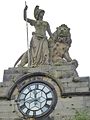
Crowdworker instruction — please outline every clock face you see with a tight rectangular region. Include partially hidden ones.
[17,80,57,118]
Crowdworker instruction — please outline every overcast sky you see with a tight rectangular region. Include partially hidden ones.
[0,0,90,82]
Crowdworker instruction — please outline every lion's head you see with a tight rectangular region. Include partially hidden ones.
[56,24,70,37]
[52,24,72,46]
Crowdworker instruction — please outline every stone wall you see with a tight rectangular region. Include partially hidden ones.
[0,66,90,120]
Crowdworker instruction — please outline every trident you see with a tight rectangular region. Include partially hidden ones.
[25,1,30,67]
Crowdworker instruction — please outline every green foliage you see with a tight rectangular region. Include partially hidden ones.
[70,110,90,120]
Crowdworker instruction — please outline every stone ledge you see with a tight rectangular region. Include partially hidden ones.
[3,65,77,81]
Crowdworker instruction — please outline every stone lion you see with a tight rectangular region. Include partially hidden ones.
[49,24,78,67]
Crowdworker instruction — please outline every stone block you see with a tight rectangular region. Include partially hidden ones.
[67,82,81,88]
[76,87,89,92]
[63,87,71,93]
[60,78,73,83]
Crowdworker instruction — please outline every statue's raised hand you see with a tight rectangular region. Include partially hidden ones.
[25,5,28,10]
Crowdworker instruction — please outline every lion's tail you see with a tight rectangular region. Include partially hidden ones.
[14,53,25,67]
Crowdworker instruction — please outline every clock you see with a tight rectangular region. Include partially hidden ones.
[17,80,57,119]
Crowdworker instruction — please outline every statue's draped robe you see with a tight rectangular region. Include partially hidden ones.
[30,34,49,66]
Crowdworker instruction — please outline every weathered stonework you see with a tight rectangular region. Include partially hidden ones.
[1,4,90,120]
[0,65,90,120]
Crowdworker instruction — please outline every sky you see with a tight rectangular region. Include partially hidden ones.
[0,0,90,82]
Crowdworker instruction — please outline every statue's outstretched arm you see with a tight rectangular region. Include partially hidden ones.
[24,5,36,26]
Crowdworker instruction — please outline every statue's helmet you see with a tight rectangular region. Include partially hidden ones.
[34,5,45,20]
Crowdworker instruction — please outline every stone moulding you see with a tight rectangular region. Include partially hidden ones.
[7,72,63,100]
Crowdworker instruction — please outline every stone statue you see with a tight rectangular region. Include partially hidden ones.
[24,5,53,67]
[14,7,78,69]
[14,24,78,68]
[49,24,78,67]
